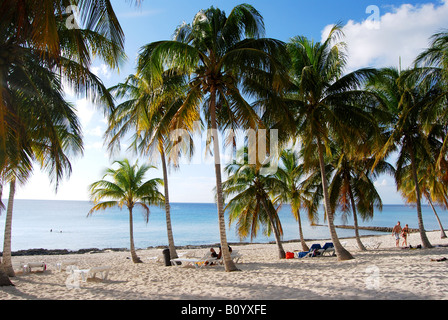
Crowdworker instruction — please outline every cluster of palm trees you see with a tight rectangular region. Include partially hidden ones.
[0,2,447,283]
[0,0,127,286]
[96,4,448,272]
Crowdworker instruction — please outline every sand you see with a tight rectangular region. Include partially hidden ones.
[1,230,448,300]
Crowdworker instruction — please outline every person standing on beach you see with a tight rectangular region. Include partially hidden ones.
[392,221,402,247]
[401,224,410,247]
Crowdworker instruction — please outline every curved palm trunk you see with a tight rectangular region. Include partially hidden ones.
[2,179,16,276]
[348,183,366,251]
[160,147,178,259]
[261,196,285,258]
[409,145,433,248]
[317,141,354,260]
[128,206,142,263]
[210,89,238,272]
[295,208,309,251]
[427,196,447,239]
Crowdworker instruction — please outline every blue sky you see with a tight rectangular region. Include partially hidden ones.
[10,0,448,203]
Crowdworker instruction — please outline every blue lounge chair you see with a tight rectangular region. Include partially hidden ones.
[296,243,322,258]
[318,242,335,256]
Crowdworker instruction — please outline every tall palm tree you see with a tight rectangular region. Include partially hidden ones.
[274,148,311,252]
[137,4,287,271]
[415,31,448,177]
[0,0,126,285]
[222,149,286,258]
[286,25,380,260]
[1,60,84,277]
[398,161,447,239]
[327,145,394,251]
[106,72,192,260]
[88,159,164,263]
[0,1,124,284]
[368,67,445,248]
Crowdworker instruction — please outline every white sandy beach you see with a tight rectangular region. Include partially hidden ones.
[1,230,448,300]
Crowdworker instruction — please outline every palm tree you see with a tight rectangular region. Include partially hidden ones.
[137,4,287,271]
[398,161,447,239]
[88,159,164,263]
[0,61,84,277]
[0,0,125,63]
[0,1,125,285]
[327,145,394,251]
[106,72,192,260]
[415,30,448,178]
[0,0,126,168]
[222,149,286,258]
[368,67,445,248]
[274,148,311,252]
[286,25,380,260]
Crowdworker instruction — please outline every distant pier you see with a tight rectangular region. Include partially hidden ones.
[315,224,420,233]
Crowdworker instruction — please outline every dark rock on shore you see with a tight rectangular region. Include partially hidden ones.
[0,247,128,257]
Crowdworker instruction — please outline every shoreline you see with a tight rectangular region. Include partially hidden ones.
[3,226,440,256]
[2,230,448,300]
[0,229,415,256]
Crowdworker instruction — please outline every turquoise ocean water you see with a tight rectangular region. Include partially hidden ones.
[0,200,447,251]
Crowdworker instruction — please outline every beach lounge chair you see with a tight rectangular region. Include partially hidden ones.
[217,250,243,265]
[71,266,111,282]
[365,240,382,249]
[318,242,335,256]
[230,250,242,263]
[296,244,322,258]
[20,262,46,273]
[171,252,217,269]
[56,260,78,272]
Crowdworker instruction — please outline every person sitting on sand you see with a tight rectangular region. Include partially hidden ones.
[392,221,402,247]
[401,224,410,247]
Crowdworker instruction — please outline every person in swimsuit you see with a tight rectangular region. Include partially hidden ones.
[392,221,402,247]
[401,224,410,247]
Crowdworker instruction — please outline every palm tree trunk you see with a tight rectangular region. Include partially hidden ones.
[348,183,366,251]
[0,266,13,286]
[261,196,285,258]
[317,141,354,260]
[426,196,447,239]
[160,147,178,259]
[210,88,238,272]
[0,183,13,286]
[296,208,309,251]
[409,144,433,248]
[128,206,142,263]
[2,179,16,276]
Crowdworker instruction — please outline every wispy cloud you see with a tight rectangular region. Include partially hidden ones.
[91,63,112,80]
[322,1,448,72]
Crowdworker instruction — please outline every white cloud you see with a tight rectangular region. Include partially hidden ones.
[91,63,112,80]
[374,179,388,188]
[74,98,95,127]
[322,1,448,72]
[85,125,104,137]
